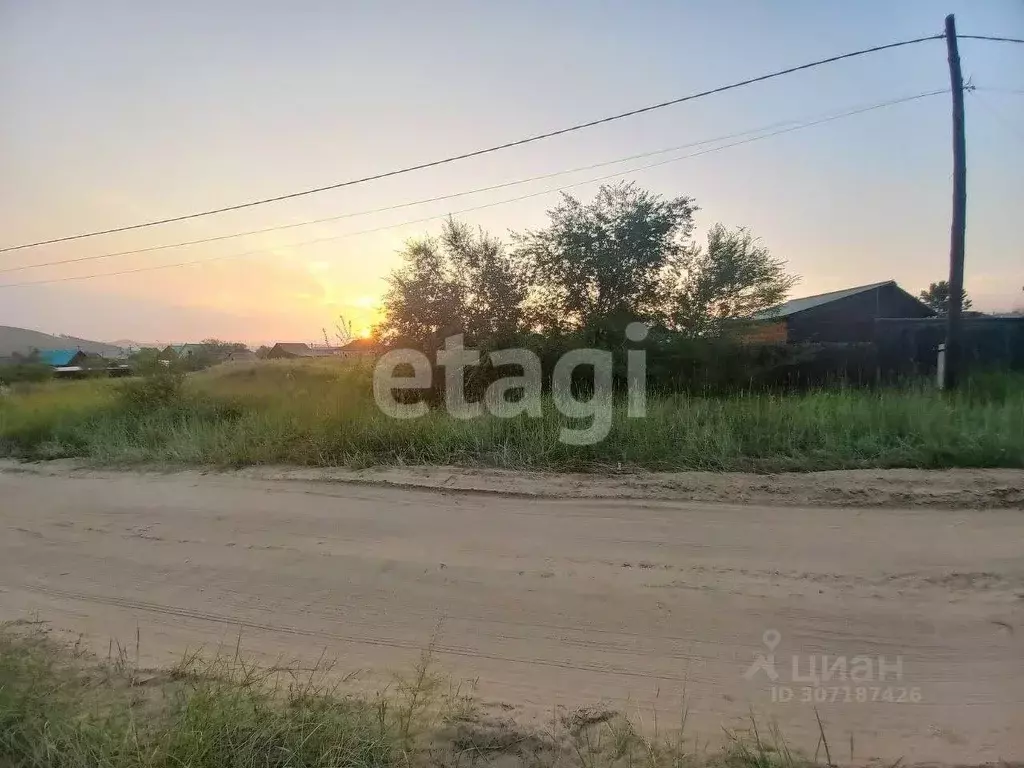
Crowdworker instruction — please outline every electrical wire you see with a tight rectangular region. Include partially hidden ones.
[0,34,944,254]
[0,88,946,290]
[1,90,942,276]
[958,34,1024,44]
[0,119,818,275]
[973,86,1024,96]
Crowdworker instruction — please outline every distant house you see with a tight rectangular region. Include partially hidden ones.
[158,343,226,365]
[38,349,91,368]
[37,348,108,377]
[751,280,934,344]
[267,343,318,359]
[335,337,379,359]
[309,345,344,356]
[224,349,257,363]
[266,340,378,360]
[172,343,211,360]
[159,344,189,361]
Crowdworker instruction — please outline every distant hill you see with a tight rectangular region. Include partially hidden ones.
[0,325,126,358]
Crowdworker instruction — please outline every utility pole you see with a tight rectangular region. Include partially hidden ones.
[943,13,967,389]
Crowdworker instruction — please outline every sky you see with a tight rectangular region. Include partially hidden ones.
[1,0,1022,346]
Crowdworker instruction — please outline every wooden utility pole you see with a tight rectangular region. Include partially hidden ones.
[943,13,967,389]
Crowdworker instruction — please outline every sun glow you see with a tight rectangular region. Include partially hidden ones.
[350,295,378,309]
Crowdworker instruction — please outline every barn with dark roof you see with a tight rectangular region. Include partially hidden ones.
[751,280,935,343]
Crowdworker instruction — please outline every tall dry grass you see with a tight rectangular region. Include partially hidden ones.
[0,625,834,768]
[1,359,1021,471]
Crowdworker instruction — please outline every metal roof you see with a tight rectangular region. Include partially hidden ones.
[272,343,317,356]
[752,281,896,320]
[38,349,82,366]
[339,337,378,352]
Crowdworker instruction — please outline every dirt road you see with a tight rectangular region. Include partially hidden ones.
[1,466,1021,763]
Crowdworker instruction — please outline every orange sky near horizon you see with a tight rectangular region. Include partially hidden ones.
[1,1,1021,346]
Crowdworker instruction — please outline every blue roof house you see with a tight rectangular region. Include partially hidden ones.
[38,349,90,368]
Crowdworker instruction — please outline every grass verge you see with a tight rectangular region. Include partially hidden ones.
[0,623,837,768]
[1,361,1022,471]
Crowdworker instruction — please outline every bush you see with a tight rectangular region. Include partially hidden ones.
[0,363,53,386]
[117,369,186,411]
[397,333,882,403]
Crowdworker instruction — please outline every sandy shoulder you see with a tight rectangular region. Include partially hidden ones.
[2,459,1022,508]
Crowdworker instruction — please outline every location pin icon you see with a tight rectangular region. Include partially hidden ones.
[763,629,781,651]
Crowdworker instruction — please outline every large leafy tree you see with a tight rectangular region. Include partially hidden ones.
[444,219,529,344]
[667,225,798,336]
[380,218,527,347]
[919,280,972,315]
[514,182,697,335]
[381,183,797,347]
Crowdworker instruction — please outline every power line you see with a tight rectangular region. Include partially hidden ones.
[959,34,1024,44]
[0,33,944,254]
[0,119,817,275]
[974,86,1024,96]
[0,88,945,290]
[1,90,942,277]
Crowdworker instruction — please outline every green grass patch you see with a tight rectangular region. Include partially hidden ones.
[0,625,400,768]
[1,361,1022,471]
[0,625,834,768]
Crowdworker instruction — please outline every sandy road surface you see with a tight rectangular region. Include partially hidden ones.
[1,466,1022,764]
